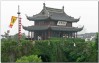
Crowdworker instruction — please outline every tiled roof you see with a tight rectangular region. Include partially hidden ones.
[51,26,83,31]
[23,26,49,31]
[26,6,80,22]
[49,12,79,21]
[23,25,83,32]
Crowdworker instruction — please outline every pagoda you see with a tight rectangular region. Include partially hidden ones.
[23,3,83,40]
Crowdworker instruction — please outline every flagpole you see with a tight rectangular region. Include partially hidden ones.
[17,5,21,44]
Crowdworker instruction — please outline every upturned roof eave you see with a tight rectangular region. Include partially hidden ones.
[26,15,80,22]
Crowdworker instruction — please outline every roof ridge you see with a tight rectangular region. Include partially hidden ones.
[45,7,63,12]
[46,7,62,10]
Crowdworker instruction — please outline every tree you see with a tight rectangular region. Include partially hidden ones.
[95,32,98,50]
[12,33,26,41]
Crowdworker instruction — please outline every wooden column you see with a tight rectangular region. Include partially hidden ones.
[69,33,70,38]
[68,33,69,38]
[76,32,77,38]
[70,33,72,38]
[66,33,67,38]
[32,32,33,40]
[74,32,75,38]
[34,31,36,40]
[31,32,32,40]
[63,32,65,37]
[44,32,46,40]
[28,31,30,38]
[67,33,68,38]
[71,32,73,38]
[48,30,50,38]
[70,33,71,38]
[41,31,43,40]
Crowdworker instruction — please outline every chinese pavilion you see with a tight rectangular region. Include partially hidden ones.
[23,3,83,40]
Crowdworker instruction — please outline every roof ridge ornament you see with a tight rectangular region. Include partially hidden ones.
[43,3,46,8]
[25,14,27,17]
[78,16,81,20]
[62,6,64,12]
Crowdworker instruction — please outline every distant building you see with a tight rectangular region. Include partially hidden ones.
[23,3,83,40]
[77,33,96,41]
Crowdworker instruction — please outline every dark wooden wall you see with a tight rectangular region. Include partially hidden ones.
[66,22,72,27]
[35,21,72,27]
[35,21,57,26]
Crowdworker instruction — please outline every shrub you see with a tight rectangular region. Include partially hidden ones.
[16,55,42,62]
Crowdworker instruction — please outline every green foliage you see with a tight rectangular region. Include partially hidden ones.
[1,36,98,62]
[1,39,33,62]
[84,42,98,62]
[76,55,85,62]
[16,55,42,62]
[1,39,18,62]
[16,56,29,62]
[95,32,98,50]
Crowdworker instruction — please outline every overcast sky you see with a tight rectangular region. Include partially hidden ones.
[1,1,98,36]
